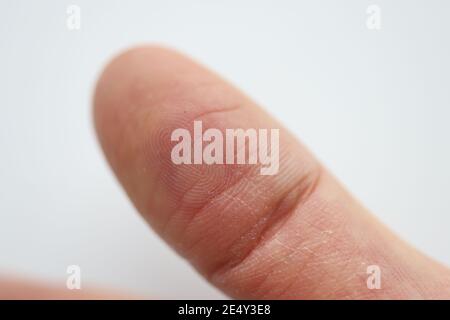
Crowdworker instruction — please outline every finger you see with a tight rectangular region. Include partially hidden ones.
[0,275,129,299]
[94,46,450,299]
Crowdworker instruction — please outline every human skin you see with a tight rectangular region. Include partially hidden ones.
[2,46,450,299]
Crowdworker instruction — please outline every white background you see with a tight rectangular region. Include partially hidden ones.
[0,0,449,299]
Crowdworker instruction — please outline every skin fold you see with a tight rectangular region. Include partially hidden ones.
[2,46,450,299]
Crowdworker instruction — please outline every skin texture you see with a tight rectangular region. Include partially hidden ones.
[2,46,450,299]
